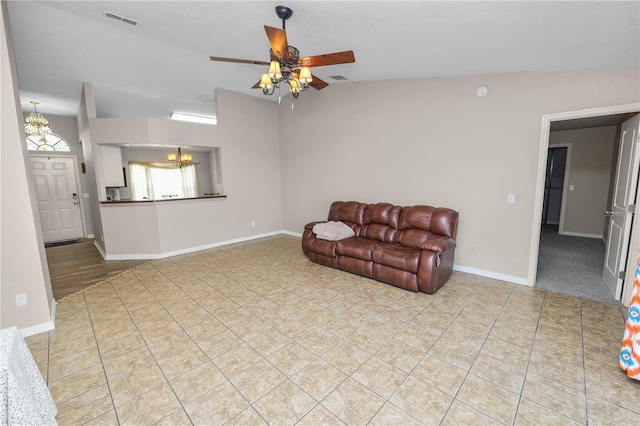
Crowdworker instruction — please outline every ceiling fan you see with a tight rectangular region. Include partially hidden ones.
[209,5,355,98]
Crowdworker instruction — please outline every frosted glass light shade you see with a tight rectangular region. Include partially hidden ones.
[299,66,312,84]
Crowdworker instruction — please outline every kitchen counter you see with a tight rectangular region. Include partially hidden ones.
[100,194,227,204]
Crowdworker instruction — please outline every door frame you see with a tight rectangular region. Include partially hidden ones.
[28,152,88,242]
[529,102,640,306]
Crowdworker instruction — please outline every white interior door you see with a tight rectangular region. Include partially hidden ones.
[30,156,84,243]
[603,114,640,299]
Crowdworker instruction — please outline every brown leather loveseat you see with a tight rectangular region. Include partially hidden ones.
[302,201,459,294]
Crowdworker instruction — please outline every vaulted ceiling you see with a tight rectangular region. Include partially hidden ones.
[7,1,639,119]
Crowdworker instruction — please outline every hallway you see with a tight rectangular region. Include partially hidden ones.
[45,240,148,300]
[535,225,619,305]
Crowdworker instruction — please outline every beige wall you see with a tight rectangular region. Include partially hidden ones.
[278,68,640,283]
[1,3,55,335]
[550,126,617,237]
[91,89,283,257]
[77,83,105,251]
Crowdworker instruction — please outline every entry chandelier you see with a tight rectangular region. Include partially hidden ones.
[167,147,192,168]
[24,101,52,138]
[259,59,312,99]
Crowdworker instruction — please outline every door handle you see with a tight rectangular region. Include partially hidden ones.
[604,210,623,216]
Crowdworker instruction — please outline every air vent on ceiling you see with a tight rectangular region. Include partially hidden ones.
[329,76,349,81]
[104,11,138,26]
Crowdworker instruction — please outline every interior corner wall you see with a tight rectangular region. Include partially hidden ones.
[78,83,104,250]
[1,2,55,334]
[550,126,618,237]
[278,68,640,283]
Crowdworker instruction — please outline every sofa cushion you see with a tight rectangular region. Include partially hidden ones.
[403,205,434,230]
[372,243,421,273]
[360,223,397,243]
[305,237,338,257]
[328,201,367,225]
[399,205,458,238]
[359,203,400,243]
[367,203,401,228]
[399,228,432,249]
[336,238,378,261]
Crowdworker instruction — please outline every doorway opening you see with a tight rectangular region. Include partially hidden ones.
[536,143,616,303]
[529,104,640,306]
[542,147,568,226]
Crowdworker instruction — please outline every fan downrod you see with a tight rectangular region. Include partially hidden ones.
[275,5,293,30]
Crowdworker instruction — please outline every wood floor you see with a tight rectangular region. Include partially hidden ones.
[45,239,148,299]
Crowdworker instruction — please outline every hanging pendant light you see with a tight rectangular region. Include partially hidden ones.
[24,101,52,138]
[168,147,193,168]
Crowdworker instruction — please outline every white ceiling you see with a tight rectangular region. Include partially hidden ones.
[7,1,640,120]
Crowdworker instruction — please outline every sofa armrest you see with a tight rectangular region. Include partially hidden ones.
[421,236,456,253]
[304,221,324,231]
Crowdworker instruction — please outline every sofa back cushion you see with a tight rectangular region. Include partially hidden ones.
[326,202,459,246]
[397,205,459,248]
[360,203,401,243]
[328,202,367,234]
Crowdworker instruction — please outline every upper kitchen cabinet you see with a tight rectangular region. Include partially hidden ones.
[100,145,124,187]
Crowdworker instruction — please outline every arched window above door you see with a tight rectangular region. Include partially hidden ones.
[26,134,71,152]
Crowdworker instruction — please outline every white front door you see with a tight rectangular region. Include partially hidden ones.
[30,156,84,243]
[603,114,640,299]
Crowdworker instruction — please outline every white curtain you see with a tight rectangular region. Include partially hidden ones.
[180,165,199,198]
[129,163,198,200]
[129,163,152,200]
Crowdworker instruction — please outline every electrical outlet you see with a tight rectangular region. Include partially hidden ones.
[251,221,256,228]
[507,194,516,204]
[15,293,27,307]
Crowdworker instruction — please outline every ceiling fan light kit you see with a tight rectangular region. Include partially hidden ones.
[210,5,355,100]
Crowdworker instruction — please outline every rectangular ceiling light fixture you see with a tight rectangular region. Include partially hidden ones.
[170,113,218,125]
[104,11,138,26]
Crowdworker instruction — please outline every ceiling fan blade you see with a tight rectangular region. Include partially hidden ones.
[309,74,329,90]
[264,26,289,60]
[298,51,355,67]
[210,56,270,66]
[251,80,262,89]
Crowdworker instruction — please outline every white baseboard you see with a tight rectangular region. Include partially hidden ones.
[86,234,95,239]
[558,231,603,239]
[97,231,530,288]
[19,299,56,337]
[94,239,107,260]
[453,264,529,286]
[282,230,303,237]
[103,231,286,260]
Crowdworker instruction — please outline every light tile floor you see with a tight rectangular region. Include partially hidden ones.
[26,235,640,425]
